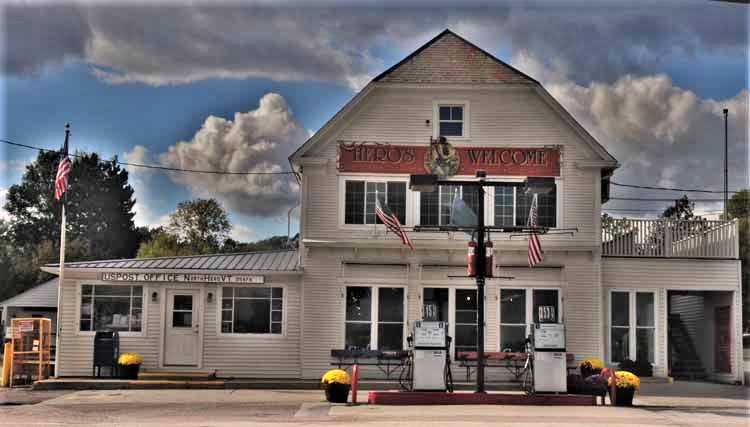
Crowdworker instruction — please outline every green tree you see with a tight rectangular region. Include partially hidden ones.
[660,195,697,220]
[4,150,138,260]
[168,198,230,252]
[136,229,194,258]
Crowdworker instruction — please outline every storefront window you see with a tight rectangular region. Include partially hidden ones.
[344,181,406,225]
[422,288,449,322]
[610,290,654,363]
[496,184,556,228]
[79,285,143,332]
[500,289,526,352]
[221,287,283,334]
[533,289,559,323]
[455,289,478,355]
[345,286,405,350]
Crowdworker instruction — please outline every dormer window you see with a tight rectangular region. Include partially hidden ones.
[439,105,464,137]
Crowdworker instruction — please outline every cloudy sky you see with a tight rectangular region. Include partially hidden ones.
[1,0,748,241]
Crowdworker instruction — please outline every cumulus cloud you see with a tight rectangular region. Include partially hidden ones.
[4,3,747,88]
[0,187,8,220]
[543,74,748,215]
[159,92,307,218]
[230,223,259,243]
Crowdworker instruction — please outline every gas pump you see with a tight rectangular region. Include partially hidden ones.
[531,322,567,393]
[408,321,452,391]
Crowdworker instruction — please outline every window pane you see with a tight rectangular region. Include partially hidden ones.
[173,312,192,328]
[501,325,527,352]
[611,292,629,327]
[221,322,232,333]
[222,298,233,309]
[221,310,232,322]
[345,323,371,350]
[236,287,270,298]
[79,319,91,331]
[346,287,371,321]
[345,181,365,224]
[81,285,93,295]
[272,299,282,310]
[272,288,283,299]
[451,106,463,120]
[439,106,451,121]
[233,300,270,333]
[456,289,478,311]
[420,191,439,226]
[455,324,477,354]
[130,308,142,332]
[533,289,558,323]
[440,122,463,137]
[95,286,132,296]
[378,288,404,322]
[173,295,192,311]
[636,328,654,363]
[386,182,407,224]
[81,297,92,317]
[132,297,142,309]
[611,327,629,363]
[494,186,514,226]
[271,311,282,322]
[516,186,556,228]
[461,186,480,221]
[222,287,234,298]
[422,288,449,321]
[365,182,386,224]
[271,322,282,334]
[440,185,460,226]
[500,289,526,324]
[636,293,654,327]
[378,323,404,351]
[93,297,131,332]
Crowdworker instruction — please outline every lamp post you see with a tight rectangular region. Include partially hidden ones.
[409,172,555,394]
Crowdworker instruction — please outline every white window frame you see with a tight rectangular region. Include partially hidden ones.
[218,284,287,338]
[419,285,483,357]
[607,289,657,365]
[77,282,146,337]
[486,177,562,229]
[497,287,564,352]
[433,100,470,139]
[343,285,408,351]
[338,175,413,229]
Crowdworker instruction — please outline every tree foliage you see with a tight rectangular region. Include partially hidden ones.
[168,198,230,252]
[0,150,141,301]
[725,190,750,332]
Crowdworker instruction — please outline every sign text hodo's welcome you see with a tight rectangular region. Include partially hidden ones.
[337,142,560,176]
[100,272,264,284]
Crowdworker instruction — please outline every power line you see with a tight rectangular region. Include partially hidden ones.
[611,181,741,194]
[0,138,295,175]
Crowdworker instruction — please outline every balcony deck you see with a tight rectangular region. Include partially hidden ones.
[602,218,739,259]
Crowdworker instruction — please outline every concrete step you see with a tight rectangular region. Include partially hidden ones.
[137,372,215,381]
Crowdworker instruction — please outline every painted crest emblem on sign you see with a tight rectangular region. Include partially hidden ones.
[424,137,459,177]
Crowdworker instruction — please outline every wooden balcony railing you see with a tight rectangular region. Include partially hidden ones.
[602,218,739,259]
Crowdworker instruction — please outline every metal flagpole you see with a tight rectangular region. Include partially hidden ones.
[54,123,70,378]
[723,108,728,220]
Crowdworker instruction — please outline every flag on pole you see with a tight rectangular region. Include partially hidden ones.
[527,193,543,267]
[54,155,71,200]
[375,194,414,250]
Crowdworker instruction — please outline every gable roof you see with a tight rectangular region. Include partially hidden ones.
[43,250,300,273]
[290,29,618,167]
[374,29,537,85]
[0,278,58,308]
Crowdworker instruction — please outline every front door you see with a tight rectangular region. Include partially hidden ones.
[714,306,731,373]
[164,290,201,366]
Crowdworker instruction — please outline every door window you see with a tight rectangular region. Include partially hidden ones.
[172,295,193,328]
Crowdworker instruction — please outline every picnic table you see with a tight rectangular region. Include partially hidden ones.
[456,351,577,382]
[329,349,410,379]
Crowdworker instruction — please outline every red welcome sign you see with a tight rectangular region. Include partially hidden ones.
[337,142,560,177]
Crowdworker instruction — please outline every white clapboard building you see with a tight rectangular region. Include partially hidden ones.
[45,30,743,384]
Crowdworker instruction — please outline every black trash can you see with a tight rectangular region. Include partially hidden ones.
[93,330,120,377]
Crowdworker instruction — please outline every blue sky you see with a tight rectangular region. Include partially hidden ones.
[1,2,748,240]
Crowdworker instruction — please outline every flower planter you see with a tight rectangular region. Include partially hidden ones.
[580,366,602,379]
[324,382,350,403]
[119,364,140,380]
[609,386,635,406]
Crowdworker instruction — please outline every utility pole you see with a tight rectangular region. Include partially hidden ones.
[474,184,486,393]
[723,108,729,220]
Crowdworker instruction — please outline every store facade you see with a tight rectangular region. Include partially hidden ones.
[46,30,743,383]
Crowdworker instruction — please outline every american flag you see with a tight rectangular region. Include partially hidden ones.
[54,155,72,200]
[527,193,543,267]
[375,195,414,250]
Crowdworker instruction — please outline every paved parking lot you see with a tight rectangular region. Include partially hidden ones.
[0,382,747,426]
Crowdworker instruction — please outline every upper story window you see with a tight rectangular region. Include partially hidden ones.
[344,180,406,225]
[439,105,464,137]
[494,184,557,228]
[420,185,480,227]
